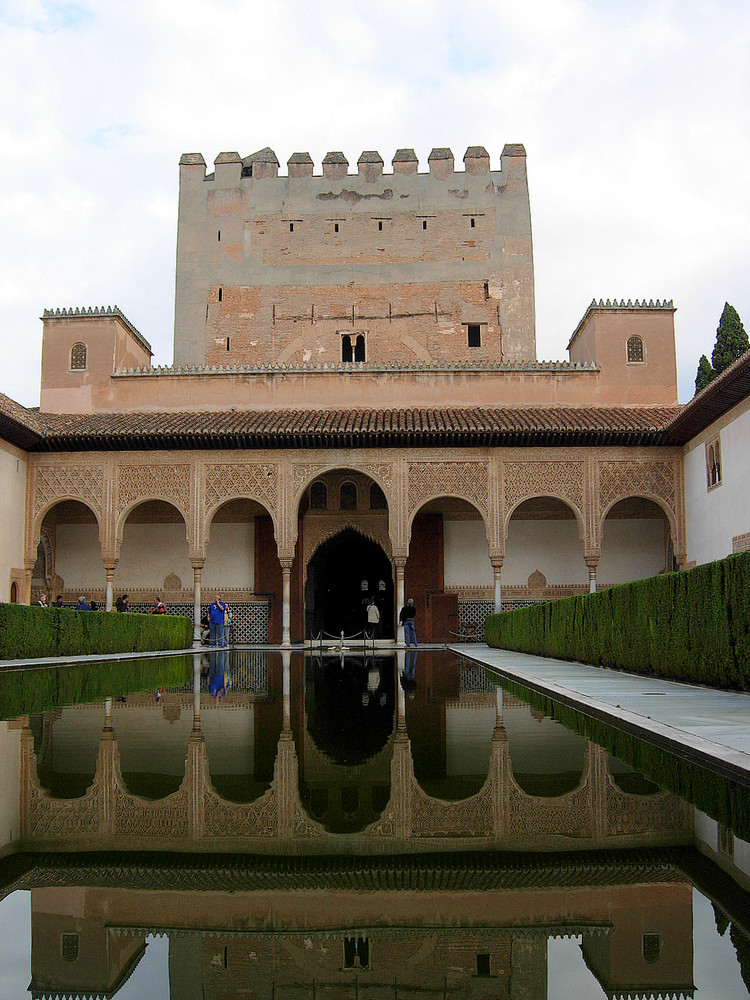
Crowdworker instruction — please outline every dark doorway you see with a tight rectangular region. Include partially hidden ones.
[306,530,394,639]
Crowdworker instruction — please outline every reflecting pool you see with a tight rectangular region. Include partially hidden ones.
[1,648,749,998]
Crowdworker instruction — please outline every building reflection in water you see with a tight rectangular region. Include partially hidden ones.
[1,649,746,997]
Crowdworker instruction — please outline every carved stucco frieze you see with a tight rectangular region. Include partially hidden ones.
[410,778,494,837]
[32,464,104,526]
[597,459,680,548]
[502,461,584,526]
[117,463,192,519]
[407,462,489,517]
[302,516,392,571]
[204,462,279,516]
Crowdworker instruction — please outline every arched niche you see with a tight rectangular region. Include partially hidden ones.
[32,706,101,799]
[38,500,102,598]
[204,497,274,595]
[113,702,192,799]
[599,496,673,585]
[504,497,587,593]
[115,500,190,600]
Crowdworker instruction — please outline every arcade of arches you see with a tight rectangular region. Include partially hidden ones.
[24,448,684,644]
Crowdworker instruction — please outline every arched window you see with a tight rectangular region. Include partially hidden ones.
[370,483,387,509]
[340,482,357,510]
[70,343,87,370]
[9,582,18,603]
[626,335,645,363]
[310,481,327,510]
[642,933,661,964]
[354,334,366,362]
[341,335,353,363]
[706,438,722,488]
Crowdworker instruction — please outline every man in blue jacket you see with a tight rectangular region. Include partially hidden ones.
[208,594,228,646]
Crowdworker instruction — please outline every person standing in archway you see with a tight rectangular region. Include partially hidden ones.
[399,598,418,647]
[366,597,380,639]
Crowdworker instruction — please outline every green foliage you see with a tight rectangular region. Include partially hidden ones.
[694,353,715,394]
[711,302,749,375]
[0,654,193,721]
[0,605,192,661]
[485,549,750,690]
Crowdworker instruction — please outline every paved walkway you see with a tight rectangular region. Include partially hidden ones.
[450,644,750,787]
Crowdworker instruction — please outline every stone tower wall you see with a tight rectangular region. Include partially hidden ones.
[174,145,535,371]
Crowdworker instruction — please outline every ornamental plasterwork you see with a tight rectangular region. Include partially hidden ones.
[597,460,677,523]
[407,462,489,516]
[117,463,192,519]
[32,464,104,524]
[361,462,394,491]
[502,461,584,526]
[506,778,591,838]
[410,778,494,837]
[302,516,393,571]
[606,784,691,837]
[204,462,278,517]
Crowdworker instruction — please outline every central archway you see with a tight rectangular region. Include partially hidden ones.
[306,529,394,639]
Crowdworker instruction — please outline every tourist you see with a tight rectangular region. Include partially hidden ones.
[89,599,99,611]
[153,598,166,614]
[75,595,91,611]
[366,597,380,639]
[35,594,48,608]
[115,593,129,612]
[53,595,64,609]
[208,594,228,646]
[399,598,418,647]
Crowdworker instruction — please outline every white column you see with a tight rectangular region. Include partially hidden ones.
[104,564,116,612]
[492,559,503,613]
[394,559,406,641]
[192,562,203,646]
[192,653,202,729]
[282,649,291,730]
[587,561,598,594]
[397,649,406,721]
[281,562,292,648]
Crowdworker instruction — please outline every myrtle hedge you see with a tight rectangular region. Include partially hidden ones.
[0,654,193,721]
[0,604,192,661]
[485,550,750,689]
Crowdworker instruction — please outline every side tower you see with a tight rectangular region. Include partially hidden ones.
[173,144,535,372]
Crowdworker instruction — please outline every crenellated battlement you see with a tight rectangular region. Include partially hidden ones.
[588,298,675,311]
[179,144,525,183]
[42,305,151,353]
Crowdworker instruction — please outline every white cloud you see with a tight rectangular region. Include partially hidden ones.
[1,0,749,404]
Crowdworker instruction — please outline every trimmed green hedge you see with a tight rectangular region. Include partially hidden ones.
[0,654,193,721]
[486,550,750,689]
[0,604,192,661]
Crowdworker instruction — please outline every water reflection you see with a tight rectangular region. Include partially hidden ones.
[0,650,749,997]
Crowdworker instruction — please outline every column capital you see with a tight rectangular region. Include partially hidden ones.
[490,556,504,569]
[103,560,118,572]
[279,557,294,572]
[190,559,205,570]
[584,556,599,570]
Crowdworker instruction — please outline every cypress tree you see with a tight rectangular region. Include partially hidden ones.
[711,303,749,374]
[694,354,714,394]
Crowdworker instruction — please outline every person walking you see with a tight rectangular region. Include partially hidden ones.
[209,594,228,646]
[399,598,418,647]
[366,597,380,639]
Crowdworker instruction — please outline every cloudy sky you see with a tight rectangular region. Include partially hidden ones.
[1,0,749,407]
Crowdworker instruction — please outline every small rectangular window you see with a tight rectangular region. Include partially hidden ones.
[476,954,490,977]
[218,287,223,302]
[226,337,230,351]
[422,220,428,230]
[470,217,476,228]
[217,230,221,241]
[467,324,481,348]
[378,220,383,231]
[289,222,294,232]
[334,222,339,233]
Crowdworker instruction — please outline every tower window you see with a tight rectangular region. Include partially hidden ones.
[340,482,357,510]
[341,335,353,363]
[217,230,221,241]
[343,937,370,969]
[289,222,294,232]
[467,324,481,348]
[218,287,223,302]
[70,343,87,371]
[378,220,383,231]
[334,222,339,233]
[476,954,491,977]
[422,220,428,230]
[627,335,645,363]
[642,934,661,964]
[226,337,230,351]
[354,334,366,362]
[310,481,327,510]
[470,217,476,228]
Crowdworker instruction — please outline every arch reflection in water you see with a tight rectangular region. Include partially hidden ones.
[300,653,395,833]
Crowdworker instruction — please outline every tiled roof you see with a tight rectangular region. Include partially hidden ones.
[0,392,43,449]
[25,405,682,452]
[664,348,750,443]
